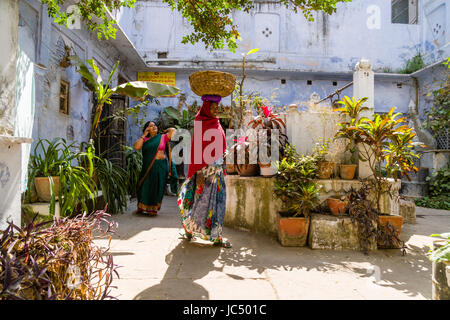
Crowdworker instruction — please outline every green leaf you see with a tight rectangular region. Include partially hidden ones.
[246,48,259,56]
[112,81,180,99]
[164,106,182,122]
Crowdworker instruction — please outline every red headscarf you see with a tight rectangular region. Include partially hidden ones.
[187,97,226,179]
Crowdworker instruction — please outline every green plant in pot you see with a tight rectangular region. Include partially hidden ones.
[248,105,288,176]
[274,145,321,246]
[313,138,334,179]
[334,96,369,180]
[335,105,423,247]
[28,138,97,217]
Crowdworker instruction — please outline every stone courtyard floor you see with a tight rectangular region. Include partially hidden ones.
[94,196,450,300]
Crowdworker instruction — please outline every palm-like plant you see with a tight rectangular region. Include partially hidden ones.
[70,56,180,140]
[335,96,369,120]
[334,96,369,163]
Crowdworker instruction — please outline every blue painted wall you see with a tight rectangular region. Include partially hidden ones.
[118,0,449,145]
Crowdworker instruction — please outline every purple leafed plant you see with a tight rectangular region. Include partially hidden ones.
[0,207,119,300]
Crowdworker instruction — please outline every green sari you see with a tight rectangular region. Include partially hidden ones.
[137,133,178,215]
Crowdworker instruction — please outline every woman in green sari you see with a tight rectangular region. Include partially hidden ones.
[134,121,178,216]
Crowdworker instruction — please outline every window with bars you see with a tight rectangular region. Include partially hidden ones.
[59,80,69,115]
[392,0,418,24]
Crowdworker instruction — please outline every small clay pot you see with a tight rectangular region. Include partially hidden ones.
[259,162,277,177]
[327,198,347,216]
[317,161,335,179]
[340,164,357,180]
[236,163,259,176]
[34,176,61,202]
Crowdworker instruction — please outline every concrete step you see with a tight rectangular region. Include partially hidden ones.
[400,181,429,197]
[401,167,429,183]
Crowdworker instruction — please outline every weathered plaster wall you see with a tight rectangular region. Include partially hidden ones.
[121,0,449,72]
[0,0,19,136]
[125,70,415,147]
[121,0,447,145]
[18,0,138,153]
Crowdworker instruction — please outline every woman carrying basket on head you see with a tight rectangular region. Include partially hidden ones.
[177,94,232,248]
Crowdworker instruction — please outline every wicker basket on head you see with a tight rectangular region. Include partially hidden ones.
[189,70,236,98]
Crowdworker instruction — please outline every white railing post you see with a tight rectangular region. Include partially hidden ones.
[353,59,375,179]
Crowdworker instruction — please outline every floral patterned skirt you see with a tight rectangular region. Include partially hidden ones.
[177,160,226,243]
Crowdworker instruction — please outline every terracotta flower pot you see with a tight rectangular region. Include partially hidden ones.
[339,164,357,180]
[317,161,335,179]
[34,176,61,202]
[327,198,347,216]
[236,163,259,176]
[226,163,238,175]
[378,215,404,237]
[377,215,404,249]
[259,162,277,177]
[276,212,310,247]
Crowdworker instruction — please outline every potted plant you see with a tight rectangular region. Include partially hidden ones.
[326,195,348,216]
[335,97,424,246]
[334,96,368,180]
[29,138,64,202]
[28,138,97,217]
[234,135,260,177]
[224,145,238,175]
[312,138,335,179]
[248,105,288,177]
[274,145,321,246]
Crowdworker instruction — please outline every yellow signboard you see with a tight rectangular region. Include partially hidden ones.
[137,72,176,86]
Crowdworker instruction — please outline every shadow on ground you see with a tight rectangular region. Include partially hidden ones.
[134,241,221,300]
[107,197,449,300]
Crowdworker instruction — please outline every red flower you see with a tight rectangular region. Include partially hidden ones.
[233,136,248,144]
[259,105,273,117]
[177,199,182,205]
[206,218,212,228]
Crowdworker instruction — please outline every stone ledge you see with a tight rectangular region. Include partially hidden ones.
[0,135,33,144]
[308,214,377,251]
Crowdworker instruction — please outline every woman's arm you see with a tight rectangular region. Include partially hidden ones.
[164,127,177,140]
[133,132,150,150]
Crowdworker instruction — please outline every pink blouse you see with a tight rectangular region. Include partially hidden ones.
[158,133,169,151]
[144,134,168,151]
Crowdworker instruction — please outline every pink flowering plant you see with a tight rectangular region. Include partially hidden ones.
[248,105,289,162]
